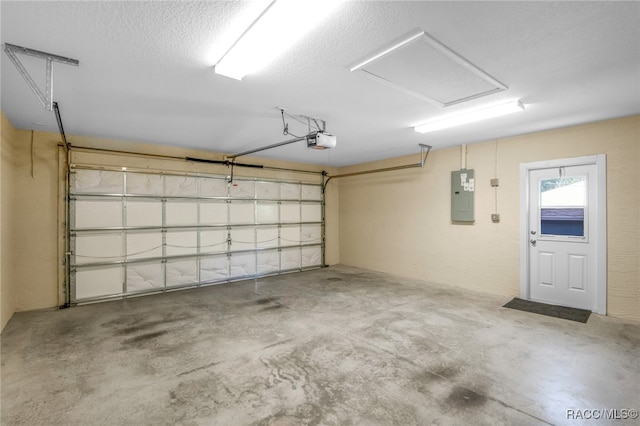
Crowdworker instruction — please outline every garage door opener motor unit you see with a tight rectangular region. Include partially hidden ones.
[306,131,336,150]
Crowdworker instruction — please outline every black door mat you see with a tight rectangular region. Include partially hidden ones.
[503,298,591,323]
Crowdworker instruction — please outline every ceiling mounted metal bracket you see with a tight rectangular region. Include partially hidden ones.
[4,43,79,111]
[419,143,431,167]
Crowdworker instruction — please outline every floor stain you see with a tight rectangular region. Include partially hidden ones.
[261,338,296,350]
[53,321,80,337]
[117,317,188,335]
[446,386,488,408]
[177,361,220,377]
[413,369,445,394]
[260,305,285,311]
[412,364,461,386]
[256,403,323,426]
[254,297,280,305]
[103,313,192,332]
[122,330,169,345]
[432,365,461,380]
[237,297,281,308]
[414,369,443,384]
[619,324,640,345]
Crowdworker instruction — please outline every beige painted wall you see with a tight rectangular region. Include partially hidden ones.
[337,115,640,321]
[0,117,339,331]
[1,116,60,327]
[1,112,34,330]
[1,112,12,330]
[2,112,23,330]
[1,115,4,329]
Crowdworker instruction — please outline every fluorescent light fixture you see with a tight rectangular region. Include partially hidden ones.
[214,0,342,80]
[414,99,525,133]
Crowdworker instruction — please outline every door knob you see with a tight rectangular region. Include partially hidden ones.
[530,239,537,246]
[530,230,537,235]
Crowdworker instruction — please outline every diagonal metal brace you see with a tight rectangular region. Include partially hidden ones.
[419,143,432,167]
[4,43,79,111]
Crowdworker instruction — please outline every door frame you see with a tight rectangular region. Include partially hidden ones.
[519,154,607,314]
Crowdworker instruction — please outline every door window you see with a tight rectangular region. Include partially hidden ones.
[539,176,586,237]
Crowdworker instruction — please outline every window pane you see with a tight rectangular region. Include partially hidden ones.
[539,176,585,237]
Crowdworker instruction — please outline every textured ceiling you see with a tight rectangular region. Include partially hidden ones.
[1,1,639,167]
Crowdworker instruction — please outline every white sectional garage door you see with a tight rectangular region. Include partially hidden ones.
[69,168,324,303]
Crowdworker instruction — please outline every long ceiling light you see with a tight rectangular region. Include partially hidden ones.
[414,99,525,133]
[214,0,342,80]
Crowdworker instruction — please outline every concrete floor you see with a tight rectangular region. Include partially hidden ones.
[1,265,639,425]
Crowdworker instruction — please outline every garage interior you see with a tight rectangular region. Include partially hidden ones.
[1,1,639,425]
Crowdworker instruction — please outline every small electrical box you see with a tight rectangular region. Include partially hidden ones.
[451,169,474,222]
[491,213,500,223]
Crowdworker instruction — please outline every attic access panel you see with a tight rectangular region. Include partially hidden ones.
[351,30,507,107]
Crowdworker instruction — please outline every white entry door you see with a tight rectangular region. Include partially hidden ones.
[522,155,607,313]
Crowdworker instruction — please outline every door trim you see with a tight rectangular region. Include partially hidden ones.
[519,154,607,314]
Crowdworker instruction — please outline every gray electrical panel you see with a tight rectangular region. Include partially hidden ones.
[451,169,475,222]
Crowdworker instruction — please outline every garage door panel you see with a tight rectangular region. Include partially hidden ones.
[127,201,162,227]
[229,202,255,224]
[200,202,227,225]
[281,225,301,246]
[230,180,255,198]
[301,204,321,222]
[257,182,279,199]
[230,228,255,251]
[302,246,322,268]
[281,183,300,200]
[126,173,162,196]
[127,232,163,259]
[200,178,228,197]
[166,231,198,256]
[75,266,123,300]
[201,230,228,254]
[281,248,301,270]
[75,233,123,264]
[127,262,164,292]
[258,250,280,275]
[75,200,123,229]
[257,227,278,249]
[165,176,197,197]
[73,170,123,194]
[166,201,198,226]
[166,260,198,287]
[257,202,278,223]
[281,203,301,223]
[200,256,229,282]
[301,184,322,201]
[301,224,322,244]
[230,252,256,278]
[70,168,323,303]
